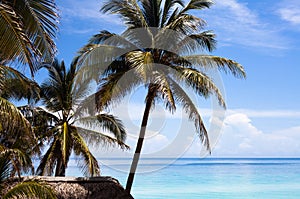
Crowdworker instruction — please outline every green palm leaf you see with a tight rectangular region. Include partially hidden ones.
[79,0,246,193]
[36,138,61,176]
[30,58,129,177]
[72,132,100,176]
[0,3,35,68]
[101,0,148,28]
[0,0,59,74]
[0,65,40,102]
[76,114,127,143]
[171,66,226,107]
[0,98,33,146]
[2,180,56,199]
[185,55,246,78]
[169,78,210,151]
[0,145,34,177]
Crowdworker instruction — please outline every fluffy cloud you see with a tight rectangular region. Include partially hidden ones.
[209,113,300,157]
[277,0,300,25]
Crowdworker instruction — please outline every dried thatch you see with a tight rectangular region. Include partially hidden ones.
[5,176,134,199]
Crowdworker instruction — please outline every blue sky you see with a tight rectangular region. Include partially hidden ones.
[52,0,300,158]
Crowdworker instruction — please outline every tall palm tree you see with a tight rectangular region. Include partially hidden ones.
[0,0,59,76]
[77,0,246,193]
[26,58,129,177]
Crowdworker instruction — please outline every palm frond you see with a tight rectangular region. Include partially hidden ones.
[126,50,154,81]
[175,31,216,54]
[151,72,176,112]
[19,105,60,125]
[40,60,73,113]
[140,0,162,27]
[0,3,35,70]
[76,127,129,150]
[0,97,34,147]
[20,0,59,60]
[36,138,61,176]
[95,67,143,110]
[89,30,137,49]
[72,132,100,177]
[122,27,154,48]
[169,78,210,151]
[0,154,11,183]
[161,0,184,27]
[2,180,56,199]
[185,55,246,78]
[180,0,213,14]
[166,14,206,34]
[0,145,34,177]
[76,44,129,82]
[101,0,148,28]
[76,114,127,142]
[171,66,226,107]
[0,64,40,102]
[0,0,59,75]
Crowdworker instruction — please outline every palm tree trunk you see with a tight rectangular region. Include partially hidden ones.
[125,92,154,193]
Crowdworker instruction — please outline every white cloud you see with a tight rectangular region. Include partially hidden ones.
[227,109,300,118]
[91,109,300,159]
[215,0,258,25]
[60,0,120,22]
[278,8,300,25]
[277,0,300,25]
[58,0,123,34]
[202,0,290,50]
[209,113,300,157]
[112,100,300,121]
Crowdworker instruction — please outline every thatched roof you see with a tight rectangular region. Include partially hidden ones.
[6,176,134,199]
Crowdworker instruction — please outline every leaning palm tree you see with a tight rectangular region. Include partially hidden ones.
[0,0,59,76]
[27,58,129,177]
[77,0,246,193]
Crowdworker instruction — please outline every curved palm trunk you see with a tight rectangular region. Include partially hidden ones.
[125,92,154,193]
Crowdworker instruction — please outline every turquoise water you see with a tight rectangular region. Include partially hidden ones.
[66,158,300,198]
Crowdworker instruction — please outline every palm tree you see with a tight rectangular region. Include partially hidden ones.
[0,66,56,198]
[0,149,56,199]
[0,0,59,196]
[26,58,129,177]
[0,64,40,160]
[77,0,246,193]
[0,0,59,150]
[0,0,59,76]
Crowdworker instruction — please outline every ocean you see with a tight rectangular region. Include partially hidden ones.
[66,158,300,198]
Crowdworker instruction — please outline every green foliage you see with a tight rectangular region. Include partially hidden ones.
[2,180,56,199]
[23,59,129,177]
[78,0,246,193]
[0,0,59,75]
[79,0,246,151]
[0,148,57,199]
